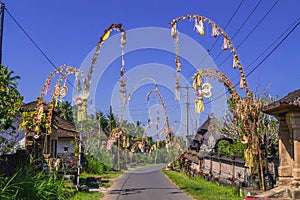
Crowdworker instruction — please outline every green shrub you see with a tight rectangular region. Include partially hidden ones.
[0,164,71,200]
[85,155,112,175]
[217,139,246,158]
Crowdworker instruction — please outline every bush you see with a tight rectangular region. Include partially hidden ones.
[0,163,70,200]
[218,139,246,158]
[85,155,112,175]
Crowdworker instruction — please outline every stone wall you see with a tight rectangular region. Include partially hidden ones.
[0,150,29,177]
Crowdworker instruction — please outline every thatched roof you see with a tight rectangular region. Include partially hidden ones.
[263,89,300,115]
[21,100,50,112]
[196,113,215,135]
[21,101,78,138]
[52,115,78,138]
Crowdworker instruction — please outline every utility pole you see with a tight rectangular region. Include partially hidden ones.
[185,85,189,149]
[0,2,5,65]
[109,105,113,132]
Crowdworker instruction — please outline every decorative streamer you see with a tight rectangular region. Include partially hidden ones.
[195,96,204,113]
[171,24,177,38]
[211,23,218,37]
[222,36,229,50]
[45,79,51,95]
[195,17,204,35]
[233,55,239,69]
[175,74,180,100]
[239,77,244,89]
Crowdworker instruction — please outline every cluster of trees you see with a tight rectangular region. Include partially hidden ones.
[0,65,23,154]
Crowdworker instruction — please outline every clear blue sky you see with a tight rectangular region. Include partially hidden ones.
[1,0,299,135]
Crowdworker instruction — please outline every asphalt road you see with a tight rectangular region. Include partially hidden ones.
[102,164,193,200]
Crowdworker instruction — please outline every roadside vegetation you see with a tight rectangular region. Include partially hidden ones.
[163,169,242,200]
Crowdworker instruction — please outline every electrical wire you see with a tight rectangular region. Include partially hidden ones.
[217,0,280,68]
[204,18,299,105]
[186,0,245,79]
[4,7,75,88]
[205,0,280,98]
[209,0,244,51]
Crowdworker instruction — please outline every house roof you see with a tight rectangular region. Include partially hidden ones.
[196,113,215,134]
[263,89,300,115]
[21,100,50,112]
[21,101,78,138]
[52,115,78,138]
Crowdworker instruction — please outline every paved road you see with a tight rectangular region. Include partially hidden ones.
[102,164,193,200]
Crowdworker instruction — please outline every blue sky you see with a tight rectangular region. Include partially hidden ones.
[2,0,300,136]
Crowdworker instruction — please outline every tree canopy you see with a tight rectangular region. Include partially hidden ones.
[0,65,23,154]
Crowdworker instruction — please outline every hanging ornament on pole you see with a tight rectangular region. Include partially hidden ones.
[102,30,111,41]
[175,74,180,100]
[194,17,205,35]
[222,36,230,50]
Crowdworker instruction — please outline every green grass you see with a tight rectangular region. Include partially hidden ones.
[80,170,123,180]
[67,191,103,200]
[163,169,242,200]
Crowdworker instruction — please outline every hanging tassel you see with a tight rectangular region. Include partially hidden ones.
[83,78,87,92]
[120,49,125,76]
[197,73,202,88]
[211,24,218,37]
[121,32,126,46]
[195,97,204,113]
[175,75,180,100]
[195,17,205,35]
[176,59,181,72]
[45,79,50,95]
[171,24,177,38]
[222,37,229,50]
[239,77,244,89]
[233,55,239,69]
[120,67,125,77]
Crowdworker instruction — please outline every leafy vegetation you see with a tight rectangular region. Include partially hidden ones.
[163,169,242,200]
[67,192,103,200]
[0,162,71,200]
[56,101,74,123]
[217,139,247,158]
[84,154,112,175]
[0,65,23,154]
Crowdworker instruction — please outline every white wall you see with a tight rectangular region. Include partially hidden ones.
[57,138,75,153]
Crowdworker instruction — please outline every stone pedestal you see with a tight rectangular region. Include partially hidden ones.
[289,112,300,185]
[277,115,293,185]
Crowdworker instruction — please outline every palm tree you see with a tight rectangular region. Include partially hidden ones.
[55,101,74,123]
[0,65,23,130]
[0,65,23,154]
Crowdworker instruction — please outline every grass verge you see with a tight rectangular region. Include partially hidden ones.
[162,169,242,200]
[67,191,103,200]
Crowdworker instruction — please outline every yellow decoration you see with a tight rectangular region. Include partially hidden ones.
[195,97,204,113]
[192,71,203,90]
[103,30,111,40]
[201,82,212,98]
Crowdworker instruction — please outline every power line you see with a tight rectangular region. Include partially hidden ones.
[209,0,244,51]
[186,0,245,79]
[217,0,280,68]
[187,0,262,79]
[4,7,75,88]
[245,19,299,78]
[210,0,263,64]
[204,18,299,105]
[207,0,280,98]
